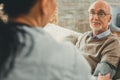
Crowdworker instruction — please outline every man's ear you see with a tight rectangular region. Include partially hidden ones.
[108,15,112,22]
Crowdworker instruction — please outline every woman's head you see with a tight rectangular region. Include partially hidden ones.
[0,0,37,17]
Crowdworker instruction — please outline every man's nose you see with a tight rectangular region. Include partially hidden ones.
[93,14,99,19]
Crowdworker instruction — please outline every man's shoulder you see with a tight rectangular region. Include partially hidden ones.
[77,31,90,39]
[103,33,120,47]
[108,33,120,41]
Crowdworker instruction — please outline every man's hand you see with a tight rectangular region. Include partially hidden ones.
[98,73,110,80]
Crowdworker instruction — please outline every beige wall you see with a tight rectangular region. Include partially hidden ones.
[57,0,120,33]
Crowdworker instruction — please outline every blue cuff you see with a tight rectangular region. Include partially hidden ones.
[93,62,116,78]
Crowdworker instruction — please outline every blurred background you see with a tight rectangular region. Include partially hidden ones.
[57,0,120,33]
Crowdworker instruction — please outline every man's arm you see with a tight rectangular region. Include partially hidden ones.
[93,38,120,79]
[93,62,116,78]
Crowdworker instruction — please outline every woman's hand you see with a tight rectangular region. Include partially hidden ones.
[98,73,110,80]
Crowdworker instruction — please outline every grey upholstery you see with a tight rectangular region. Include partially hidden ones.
[109,6,120,32]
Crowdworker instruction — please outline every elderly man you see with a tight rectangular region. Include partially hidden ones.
[76,0,120,80]
[0,0,111,80]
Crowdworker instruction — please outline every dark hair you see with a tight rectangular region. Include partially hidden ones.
[0,0,38,79]
[0,22,20,79]
[0,21,35,79]
[0,0,37,17]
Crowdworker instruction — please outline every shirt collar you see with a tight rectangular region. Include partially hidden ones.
[88,29,111,39]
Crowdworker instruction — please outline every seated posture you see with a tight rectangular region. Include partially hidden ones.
[76,0,120,80]
[0,0,92,80]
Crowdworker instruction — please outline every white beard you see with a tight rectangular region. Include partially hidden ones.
[90,25,102,32]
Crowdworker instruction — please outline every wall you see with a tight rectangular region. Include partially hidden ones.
[57,0,120,33]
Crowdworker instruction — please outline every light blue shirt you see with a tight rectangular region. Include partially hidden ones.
[88,29,111,39]
[6,25,91,80]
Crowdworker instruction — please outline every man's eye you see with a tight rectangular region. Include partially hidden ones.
[98,12,105,15]
[90,12,95,14]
